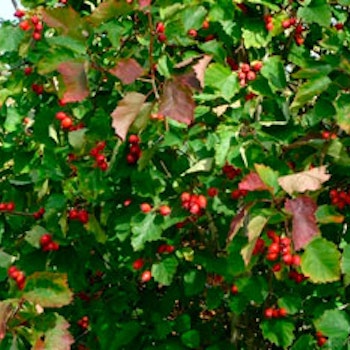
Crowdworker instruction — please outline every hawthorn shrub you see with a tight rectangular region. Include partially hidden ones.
[0,0,350,349]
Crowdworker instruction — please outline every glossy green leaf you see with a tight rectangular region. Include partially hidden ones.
[151,256,178,286]
[260,319,295,348]
[297,0,332,27]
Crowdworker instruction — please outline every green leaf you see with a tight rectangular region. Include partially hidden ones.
[182,6,207,31]
[291,334,316,349]
[151,256,178,286]
[260,56,287,90]
[316,205,344,224]
[254,164,280,194]
[242,21,270,49]
[291,76,331,110]
[301,237,341,283]
[23,272,73,308]
[0,250,14,269]
[25,225,48,248]
[260,319,295,348]
[335,94,350,135]
[86,213,107,243]
[183,269,206,296]
[206,287,224,310]
[0,25,24,52]
[131,213,162,251]
[314,309,350,341]
[341,244,350,286]
[278,295,302,315]
[4,108,22,133]
[68,128,87,150]
[297,0,332,27]
[181,330,200,349]
[182,157,213,175]
[205,63,239,101]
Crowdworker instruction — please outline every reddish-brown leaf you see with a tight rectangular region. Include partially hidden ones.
[238,172,269,191]
[178,72,201,91]
[109,58,144,85]
[88,0,131,26]
[285,196,319,251]
[58,61,89,103]
[111,92,146,141]
[158,77,195,125]
[227,208,247,242]
[278,166,331,195]
[193,55,212,88]
[139,0,151,7]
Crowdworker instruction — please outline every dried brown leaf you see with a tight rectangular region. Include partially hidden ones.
[285,196,319,251]
[193,55,212,88]
[111,92,146,141]
[109,58,144,85]
[278,166,331,195]
[238,172,269,191]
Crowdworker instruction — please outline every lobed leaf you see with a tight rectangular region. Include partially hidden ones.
[109,58,144,85]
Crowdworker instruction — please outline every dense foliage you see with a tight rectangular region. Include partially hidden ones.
[0,0,350,348]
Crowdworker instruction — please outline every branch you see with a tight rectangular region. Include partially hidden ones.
[11,0,19,10]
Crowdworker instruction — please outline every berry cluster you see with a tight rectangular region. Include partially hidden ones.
[222,163,241,180]
[40,233,59,252]
[316,331,327,347]
[33,207,45,220]
[265,231,301,268]
[90,141,108,171]
[31,83,44,95]
[264,15,274,31]
[181,192,207,215]
[264,306,287,319]
[19,14,44,41]
[55,111,74,130]
[231,189,248,200]
[77,316,89,330]
[321,130,337,140]
[126,135,141,165]
[288,269,307,284]
[8,266,26,290]
[330,188,350,210]
[281,17,297,29]
[0,202,15,212]
[237,62,262,87]
[155,22,166,43]
[68,208,89,224]
[294,23,305,46]
[157,243,175,254]
[252,237,265,255]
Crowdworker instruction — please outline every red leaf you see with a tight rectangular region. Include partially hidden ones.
[238,172,269,191]
[193,55,212,88]
[109,58,144,85]
[285,196,319,251]
[111,92,146,141]
[58,61,89,103]
[227,208,247,242]
[158,77,195,125]
[139,0,151,7]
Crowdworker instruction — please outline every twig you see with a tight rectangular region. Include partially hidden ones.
[11,0,19,10]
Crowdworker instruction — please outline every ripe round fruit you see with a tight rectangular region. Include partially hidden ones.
[40,233,52,247]
[128,134,140,144]
[132,258,144,270]
[140,203,152,213]
[61,117,73,129]
[264,308,274,318]
[6,202,15,212]
[141,270,152,283]
[32,32,42,41]
[159,205,171,216]
[278,308,287,317]
[231,284,239,294]
[188,29,197,38]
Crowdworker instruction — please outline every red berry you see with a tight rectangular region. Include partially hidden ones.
[202,20,210,29]
[188,29,198,38]
[141,270,152,282]
[278,308,287,317]
[241,63,250,73]
[156,22,165,34]
[140,203,152,213]
[231,284,239,294]
[40,233,52,248]
[32,32,42,41]
[8,266,19,279]
[126,153,137,164]
[95,154,106,164]
[292,255,301,266]
[19,20,31,31]
[282,253,293,265]
[197,195,207,209]
[24,67,33,75]
[252,61,263,72]
[55,111,67,120]
[264,308,274,318]
[129,145,141,156]
[246,70,256,81]
[252,238,265,255]
[181,192,191,202]
[128,134,140,144]
[282,19,291,29]
[68,209,79,220]
[317,336,327,347]
[15,271,26,285]
[78,210,89,224]
[31,15,39,25]
[268,242,280,254]
[266,252,278,261]
[335,23,344,31]
[207,187,218,197]
[6,202,15,212]
[14,9,26,18]
[266,22,274,31]
[132,258,144,270]
[157,33,167,43]
[61,117,73,129]
[159,205,171,216]
[124,199,132,207]
[189,203,201,215]
[272,263,282,272]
